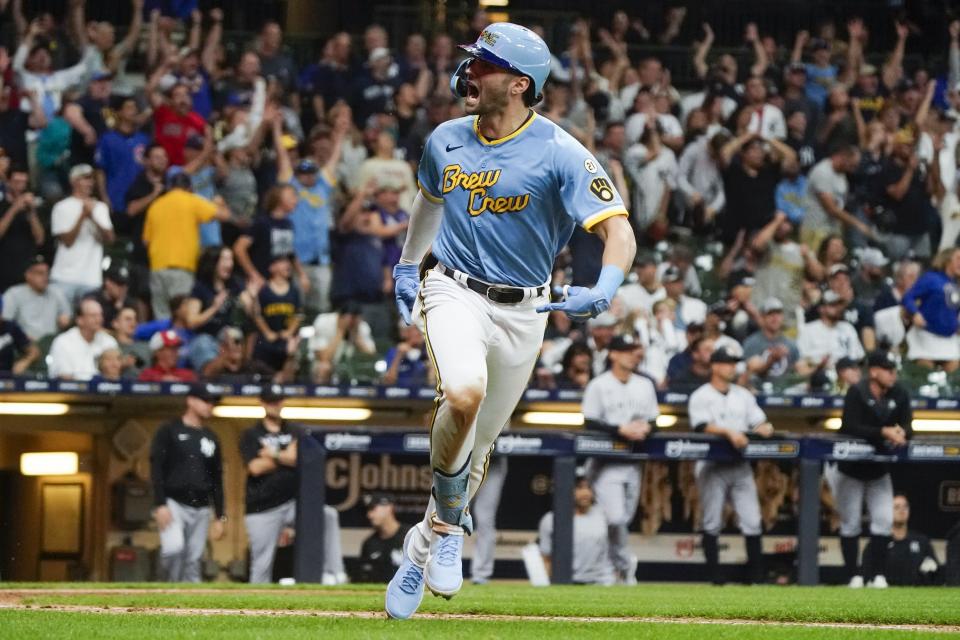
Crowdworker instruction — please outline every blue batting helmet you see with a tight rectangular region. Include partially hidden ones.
[450,22,551,103]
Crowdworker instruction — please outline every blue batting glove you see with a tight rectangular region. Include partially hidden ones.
[393,262,420,325]
[536,285,610,321]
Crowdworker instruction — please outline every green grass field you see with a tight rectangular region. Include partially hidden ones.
[1,582,959,639]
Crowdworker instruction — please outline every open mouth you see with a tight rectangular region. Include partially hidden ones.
[466,81,480,100]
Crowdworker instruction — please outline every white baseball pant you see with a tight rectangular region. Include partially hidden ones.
[159,498,211,583]
[834,471,894,537]
[470,455,508,581]
[695,461,762,536]
[407,267,548,564]
[591,461,641,574]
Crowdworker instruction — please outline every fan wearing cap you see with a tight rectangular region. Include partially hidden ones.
[12,19,95,122]
[876,127,933,260]
[239,385,346,584]
[789,31,839,109]
[688,344,774,584]
[332,177,409,312]
[807,263,876,352]
[852,248,891,309]
[92,262,136,326]
[138,329,196,382]
[616,255,667,317]
[538,470,616,585]
[150,383,226,582]
[835,350,912,589]
[357,494,411,583]
[743,297,801,384]
[63,69,114,165]
[387,22,635,619]
[581,334,659,584]
[797,289,866,371]
[351,46,403,127]
[662,264,707,329]
[49,164,115,304]
[275,110,347,314]
[250,253,302,377]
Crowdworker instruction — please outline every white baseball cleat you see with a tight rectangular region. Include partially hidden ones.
[868,575,889,589]
[847,575,864,589]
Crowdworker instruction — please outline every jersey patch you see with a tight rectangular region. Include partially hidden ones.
[589,177,615,202]
[584,158,598,174]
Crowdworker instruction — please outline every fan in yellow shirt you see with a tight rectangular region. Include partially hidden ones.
[143,172,232,317]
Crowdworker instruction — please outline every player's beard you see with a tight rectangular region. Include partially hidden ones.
[468,77,512,116]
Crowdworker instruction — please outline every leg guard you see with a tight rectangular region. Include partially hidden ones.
[432,456,474,535]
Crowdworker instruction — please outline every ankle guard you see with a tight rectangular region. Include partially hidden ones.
[432,456,473,535]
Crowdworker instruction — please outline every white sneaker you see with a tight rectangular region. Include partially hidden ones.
[321,572,337,586]
[848,575,864,588]
[868,575,889,589]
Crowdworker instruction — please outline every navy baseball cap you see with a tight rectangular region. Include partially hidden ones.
[710,345,743,364]
[260,384,286,403]
[187,382,222,403]
[363,492,394,509]
[608,335,641,352]
[295,159,319,174]
[867,351,898,370]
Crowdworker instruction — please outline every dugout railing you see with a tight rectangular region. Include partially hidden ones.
[294,429,960,586]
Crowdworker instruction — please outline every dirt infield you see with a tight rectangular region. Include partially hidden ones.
[1,590,959,635]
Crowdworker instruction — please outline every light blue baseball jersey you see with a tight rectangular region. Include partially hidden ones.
[417,112,628,287]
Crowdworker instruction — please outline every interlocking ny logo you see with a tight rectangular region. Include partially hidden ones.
[589,177,614,202]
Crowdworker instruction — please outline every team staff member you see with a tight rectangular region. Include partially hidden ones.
[862,494,940,585]
[357,494,410,583]
[538,470,616,585]
[688,345,774,585]
[150,383,226,582]
[240,385,347,584]
[836,350,912,589]
[581,335,658,584]
[387,22,635,618]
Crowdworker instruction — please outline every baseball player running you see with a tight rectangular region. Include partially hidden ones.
[581,335,659,584]
[386,22,635,619]
[835,350,912,589]
[688,345,773,584]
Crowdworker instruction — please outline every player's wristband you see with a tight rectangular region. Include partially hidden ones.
[595,265,625,302]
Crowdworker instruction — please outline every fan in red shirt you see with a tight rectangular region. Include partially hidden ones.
[151,83,206,166]
[139,329,197,382]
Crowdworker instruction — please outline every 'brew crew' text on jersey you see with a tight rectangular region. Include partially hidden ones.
[417,112,628,287]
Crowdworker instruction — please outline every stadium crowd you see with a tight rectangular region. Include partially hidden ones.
[0,2,959,397]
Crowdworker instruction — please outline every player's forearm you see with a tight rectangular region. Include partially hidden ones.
[398,190,444,265]
[593,215,636,278]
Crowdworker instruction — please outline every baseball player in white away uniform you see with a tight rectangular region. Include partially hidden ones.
[385,22,636,619]
[581,334,659,583]
[688,345,774,584]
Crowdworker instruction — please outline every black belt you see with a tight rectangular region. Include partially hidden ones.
[437,264,546,304]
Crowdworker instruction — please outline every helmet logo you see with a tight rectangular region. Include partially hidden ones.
[480,30,500,46]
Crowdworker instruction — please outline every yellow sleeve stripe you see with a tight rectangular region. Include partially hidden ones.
[418,181,443,204]
[583,208,629,232]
